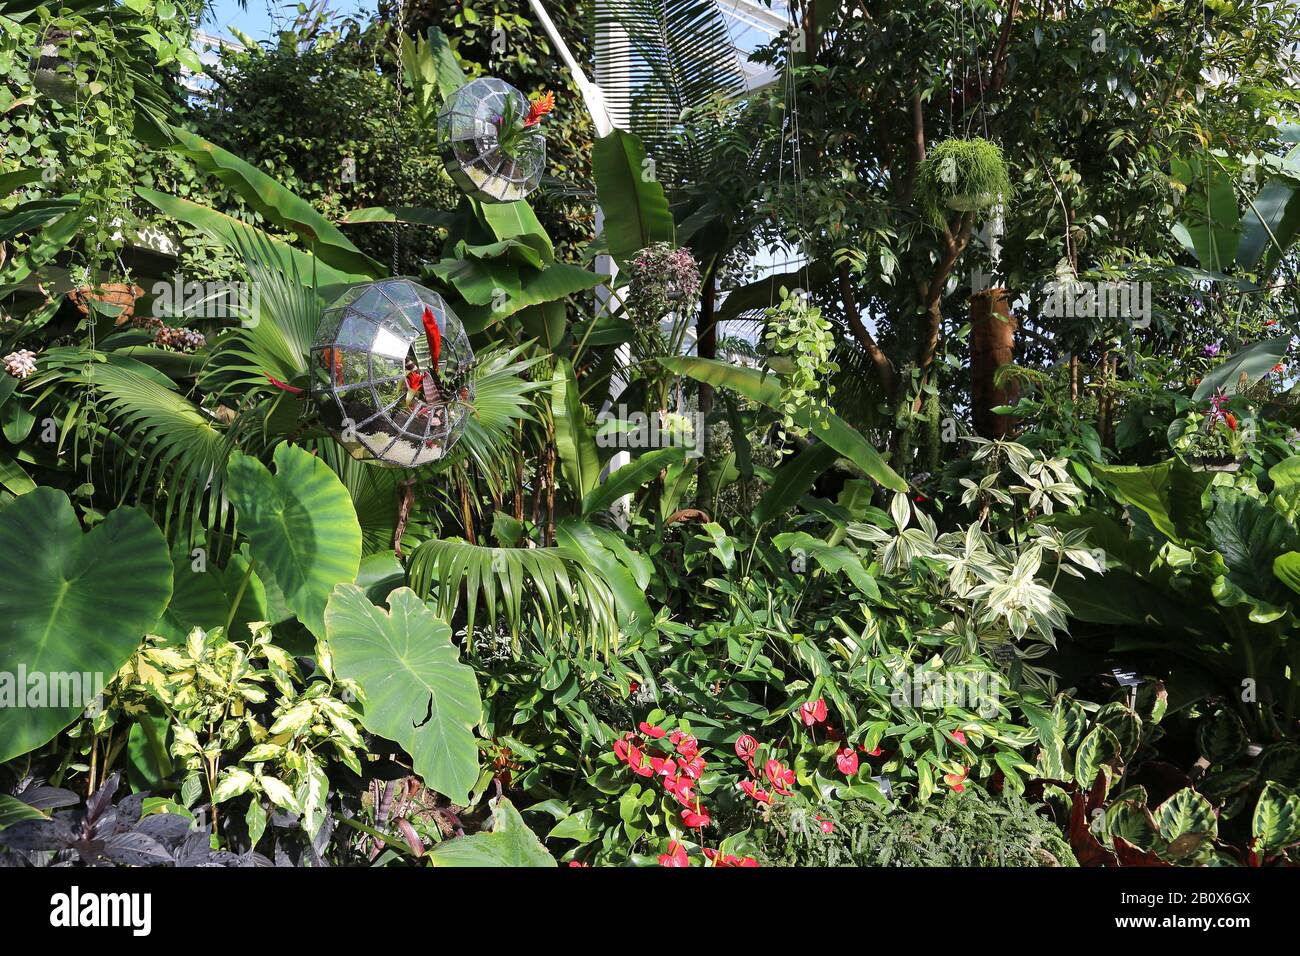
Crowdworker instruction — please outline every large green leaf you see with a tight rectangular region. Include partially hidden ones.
[1238,176,1300,274]
[0,489,172,762]
[227,444,362,639]
[324,585,481,805]
[427,796,555,866]
[156,123,383,277]
[583,446,687,515]
[660,356,906,492]
[551,358,602,498]
[592,129,675,266]
[1207,488,1300,609]
[1193,337,1290,401]
[456,263,604,332]
[479,200,555,265]
[137,188,364,288]
[1091,460,1209,542]
[754,442,840,525]
[1170,154,1240,272]
[1253,781,1300,853]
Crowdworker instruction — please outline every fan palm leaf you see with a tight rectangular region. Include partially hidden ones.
[592,0,750,185]
[408,537,621,655]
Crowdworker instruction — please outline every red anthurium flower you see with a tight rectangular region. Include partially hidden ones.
[1266,319,1278,326]
[800,698,828,726]
[951,730,967,746]
[861,744,884,757]
[639,721,666,738]
[658,840,689,867]
[670,730,684,744]
[765,759,795,794]
[650,756,677,778]
[568,860,589,867]
[734,734,758,760]
[682,806,711,828]
[666,776,695,806]
[835,747,859,777]
[815,814,834,834]
[740,779,773,805]
[944,766,968,792]
[677,755,706,780]
[628,681,640,693]
[703,849,756,867]
[675,734,699,759]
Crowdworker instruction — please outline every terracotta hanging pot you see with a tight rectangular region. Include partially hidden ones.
[68,283,145,325]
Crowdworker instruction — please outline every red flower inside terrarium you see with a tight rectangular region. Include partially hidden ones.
[436,78,552,203]
[310,279,475,468]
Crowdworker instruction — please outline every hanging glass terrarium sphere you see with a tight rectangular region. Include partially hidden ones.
[436,77,547,203]
[310,279,475,468]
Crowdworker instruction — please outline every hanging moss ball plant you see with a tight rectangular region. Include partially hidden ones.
[915,137,1012,226]
[310,279,475,468]
[436,77,550,203]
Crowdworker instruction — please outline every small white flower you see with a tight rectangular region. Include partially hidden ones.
[3,348,37,379]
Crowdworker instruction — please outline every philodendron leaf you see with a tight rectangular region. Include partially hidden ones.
[0,489,172,762]
[325,585,481,805]
[428,796,556,867]
[228,444,362,638]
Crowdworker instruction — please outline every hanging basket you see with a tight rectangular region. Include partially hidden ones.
[68,283,144,325]
[436,77,546,204]
[915,137,1012,227]
[310,279,475,469]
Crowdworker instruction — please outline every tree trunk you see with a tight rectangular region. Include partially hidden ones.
[969,287,1019,438]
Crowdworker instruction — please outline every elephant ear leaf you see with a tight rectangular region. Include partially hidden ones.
[324,585,481,805]
[428,796,556,867]
[227,444,362,639]
[0,489,172,762]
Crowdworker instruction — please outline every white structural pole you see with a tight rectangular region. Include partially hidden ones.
[527,0,633,524]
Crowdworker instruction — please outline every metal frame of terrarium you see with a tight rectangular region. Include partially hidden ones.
[436,77,546,203]
[310,279,475,468]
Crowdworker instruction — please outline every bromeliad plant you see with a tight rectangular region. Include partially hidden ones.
[495,90,554,157]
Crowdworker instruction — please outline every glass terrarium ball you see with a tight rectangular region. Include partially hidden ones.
[436,77,545,203]
[310,279,475,468]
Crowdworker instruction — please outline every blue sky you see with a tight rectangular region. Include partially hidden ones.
[200,0,377,42]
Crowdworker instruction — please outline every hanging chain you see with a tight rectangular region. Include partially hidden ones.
[391,0,407,277]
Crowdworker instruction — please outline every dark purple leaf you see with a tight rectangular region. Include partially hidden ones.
[0,818,75,851]
[103,831,174,866]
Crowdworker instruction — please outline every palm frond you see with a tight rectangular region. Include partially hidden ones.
[199,227,322,400]
[408,537,621,655]
[592,0,750,185]
[80,362,236,543]
[434,345,545,494]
